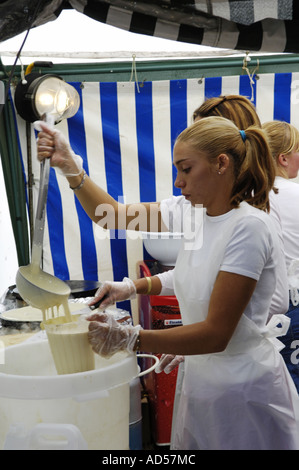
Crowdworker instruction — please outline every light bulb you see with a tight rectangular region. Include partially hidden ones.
[37,92,54,107]
[34,76,79,122]
[56,89,69,114]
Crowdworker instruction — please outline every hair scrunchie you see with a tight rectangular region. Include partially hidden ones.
[239,130,246,142]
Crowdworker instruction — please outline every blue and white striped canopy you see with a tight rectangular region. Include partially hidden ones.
[12,72,299,318]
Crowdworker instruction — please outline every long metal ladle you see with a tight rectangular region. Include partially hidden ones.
[16,116,71,309]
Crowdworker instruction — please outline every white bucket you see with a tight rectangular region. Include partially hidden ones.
[141,232,183,266]
[0,340,157,450]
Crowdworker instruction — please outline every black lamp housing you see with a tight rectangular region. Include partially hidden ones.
[15,73,59,122]
[14,73,80,123]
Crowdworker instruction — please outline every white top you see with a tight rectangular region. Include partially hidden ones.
[159,195,289,318]
[270,176,299,281]
[173,201,278,328]
[169,201,299,450]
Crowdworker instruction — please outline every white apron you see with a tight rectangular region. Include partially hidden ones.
[172,211,299,450]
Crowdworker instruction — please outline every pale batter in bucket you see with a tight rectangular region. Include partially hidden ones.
[20,263,94,375]
[44,316,95,375]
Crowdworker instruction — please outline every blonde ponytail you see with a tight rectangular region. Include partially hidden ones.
[230,126,275,211]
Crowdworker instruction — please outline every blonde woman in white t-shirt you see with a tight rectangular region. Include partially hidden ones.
[39,116,299,450]
[36,96,289,322]
[86,117,299,450]
[263,120,299,393]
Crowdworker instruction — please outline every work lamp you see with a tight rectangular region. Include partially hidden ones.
[14,73,80,123]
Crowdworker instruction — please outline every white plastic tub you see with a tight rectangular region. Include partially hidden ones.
[0,339,155,450]
[141,232,183,266]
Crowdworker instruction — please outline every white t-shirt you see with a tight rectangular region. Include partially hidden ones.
[169,201,299,451]
[159,195,289,319]
[270,176,299,277]
[157,196,199,296]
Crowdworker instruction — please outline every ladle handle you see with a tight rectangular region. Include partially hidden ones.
[31,113,54,263]
[32,156,51,248]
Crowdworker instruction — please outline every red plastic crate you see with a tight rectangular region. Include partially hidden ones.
[137,261,181,446]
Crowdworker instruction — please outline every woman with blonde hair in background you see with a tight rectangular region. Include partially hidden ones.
[262,120,299,393]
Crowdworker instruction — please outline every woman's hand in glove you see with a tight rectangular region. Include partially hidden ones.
[35,121,83,176]
[89,277,136,309]
[155,354,184,374]
[87,311,141,358]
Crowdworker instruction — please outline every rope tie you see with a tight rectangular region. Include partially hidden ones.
[130,54,140,93]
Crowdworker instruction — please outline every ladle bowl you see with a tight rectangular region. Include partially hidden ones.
[16,266,71,310]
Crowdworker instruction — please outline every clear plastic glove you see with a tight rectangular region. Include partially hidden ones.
[34,120,83,177]
[155,354,184,374]
[87,311,141,358]
[89,277,136,309]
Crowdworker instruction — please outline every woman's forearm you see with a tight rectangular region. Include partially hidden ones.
[68,173,118,224]
[138,272,258,356]
[133,276,163,296]
[138,322,227,356]
[67,173,162,231]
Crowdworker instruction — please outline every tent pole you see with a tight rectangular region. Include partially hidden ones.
[26,121,34,247]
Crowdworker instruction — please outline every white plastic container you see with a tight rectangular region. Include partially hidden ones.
[0,339,156,450]
[129,377,142,450]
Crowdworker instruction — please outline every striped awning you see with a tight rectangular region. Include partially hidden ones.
[0,0,299,53]
[11,71,299,317]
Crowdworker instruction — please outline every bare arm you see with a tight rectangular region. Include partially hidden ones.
[67,173,162,231]
[133,275,163,295]
[37,122,162,231]
[139,271,257,355]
